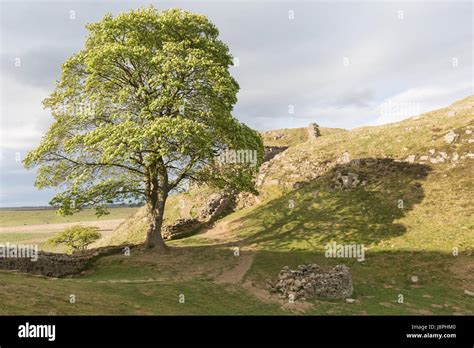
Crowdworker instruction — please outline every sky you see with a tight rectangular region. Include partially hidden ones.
[0,0,472,207]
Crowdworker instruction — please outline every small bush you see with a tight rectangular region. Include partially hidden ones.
[48,225,101,252]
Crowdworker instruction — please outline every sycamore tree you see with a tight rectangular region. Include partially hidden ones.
[24,7,263,252]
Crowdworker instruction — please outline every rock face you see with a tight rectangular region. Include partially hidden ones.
[444,130,459,144]
[198,194,232,222]
[270,264,353,300]
[307,123,321,140]
[163,193,233,240]
[0,245,130,277]
[264,146,288,162]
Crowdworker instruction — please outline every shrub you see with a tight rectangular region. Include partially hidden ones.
[48,225,101,252]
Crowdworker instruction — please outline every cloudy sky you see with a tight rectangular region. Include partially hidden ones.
[0,0,472,207]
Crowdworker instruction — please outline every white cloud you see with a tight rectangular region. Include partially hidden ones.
[370,84,472,125]
[0,76,51,150]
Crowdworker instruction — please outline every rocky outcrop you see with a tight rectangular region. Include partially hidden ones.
[444,130,459,144]
[269,264,353,301]
[198,194,233,222]
[264,146,288,162]
[163,193,234,240]
[333,171,366,189]
[0,245,131,277]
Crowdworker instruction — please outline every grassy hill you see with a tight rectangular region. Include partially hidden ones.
[0,96,472,315]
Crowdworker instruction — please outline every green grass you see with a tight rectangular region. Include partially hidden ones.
[0,96,472,315]
[0,247,283,315]
[0,207,138,227]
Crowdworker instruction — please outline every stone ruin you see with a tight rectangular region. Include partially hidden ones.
[270,264,353,301]
[0,245,132,278]
[307,123,321,140]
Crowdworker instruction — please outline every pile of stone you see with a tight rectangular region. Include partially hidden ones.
[270,264,353,300]
[0,245,131,277]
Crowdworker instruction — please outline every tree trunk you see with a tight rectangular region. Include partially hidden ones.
[144,192,169,253]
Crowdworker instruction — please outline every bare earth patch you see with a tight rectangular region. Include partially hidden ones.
[215,252,254,284]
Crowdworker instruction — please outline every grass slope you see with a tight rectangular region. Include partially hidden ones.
[0,207,138,227]
[0,96,472,315]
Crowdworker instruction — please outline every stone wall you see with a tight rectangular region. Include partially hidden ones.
[0,245,131,277]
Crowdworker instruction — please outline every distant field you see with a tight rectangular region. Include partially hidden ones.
[0,207,139,227]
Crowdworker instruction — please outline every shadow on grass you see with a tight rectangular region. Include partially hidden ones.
[231,158,431,249]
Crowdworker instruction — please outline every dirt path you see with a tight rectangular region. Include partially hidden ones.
[199,218,241,241]
[198,218,256,284]
[215,252,254,284]
[0,219,125,234]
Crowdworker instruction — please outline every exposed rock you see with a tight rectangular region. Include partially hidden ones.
[419,155,429,162]
[430,157,444,164]
[264,146,288,162]
[198,194,233,222]
[444,130,459,144]
[162,218,202,240]
[405,155,416,163]
[334,171,361,189]
[235,191,260,209]
[337,151,351,164]
[270,264,353,300]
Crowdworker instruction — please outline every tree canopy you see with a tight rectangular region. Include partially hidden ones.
[24,7,263,250]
